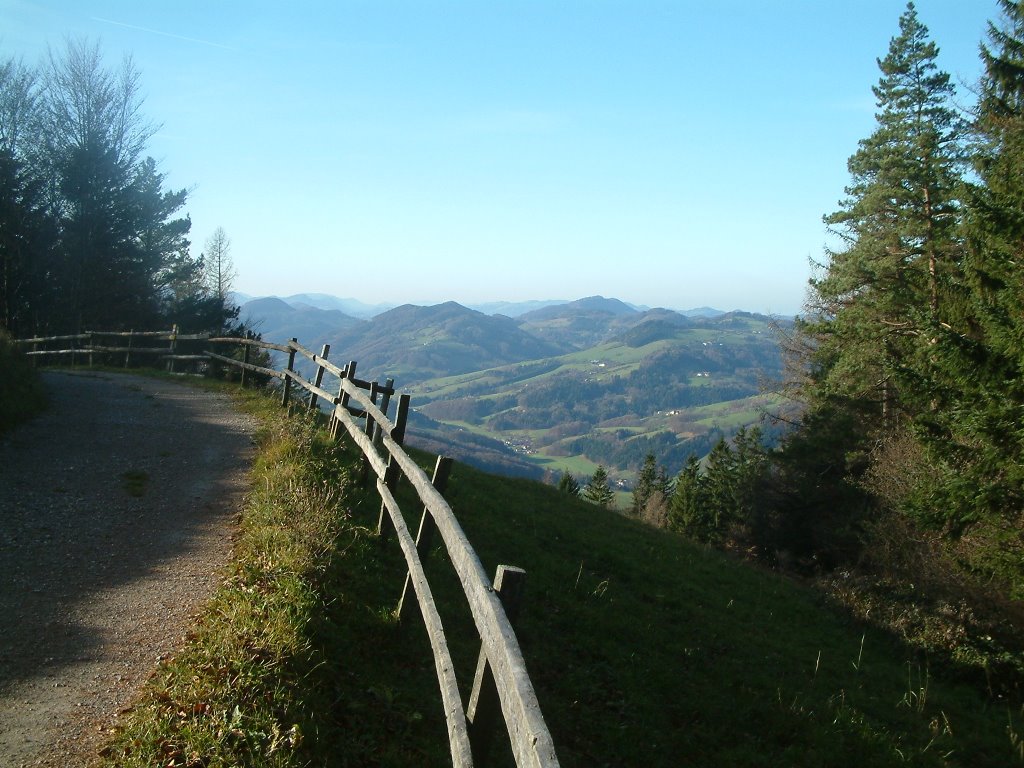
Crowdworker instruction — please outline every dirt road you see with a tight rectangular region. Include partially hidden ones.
[0,371,256,767]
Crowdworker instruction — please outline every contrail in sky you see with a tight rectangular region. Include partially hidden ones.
[91,17,238,51]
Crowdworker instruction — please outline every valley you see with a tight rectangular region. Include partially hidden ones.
[240,293,793,486]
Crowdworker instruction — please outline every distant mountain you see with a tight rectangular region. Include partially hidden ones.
[240,297,363,349]
[233,292,789,480]
[517,296,656,349]
[412,310,792,480]
[326,301,567,383]
[678,306,727,318]
[467,299,569,317]
[280,294,394,319]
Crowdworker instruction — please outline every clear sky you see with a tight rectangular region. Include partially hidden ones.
[2,1,995,315]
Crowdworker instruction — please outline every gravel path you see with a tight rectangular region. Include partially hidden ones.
[0,371,257,767]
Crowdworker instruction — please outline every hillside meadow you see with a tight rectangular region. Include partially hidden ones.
[98,387,1023,767]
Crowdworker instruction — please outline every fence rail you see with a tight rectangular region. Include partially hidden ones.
[14,329,560,767]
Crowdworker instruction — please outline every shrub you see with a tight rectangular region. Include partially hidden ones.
[0,330,47,434]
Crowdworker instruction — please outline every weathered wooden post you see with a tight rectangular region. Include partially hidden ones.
[468,565,528,765]
[240,343,250,387]
[330,361,357,439]
[357,381,383,485]
[280,338,298,408]
[124,329,134,368]
[396,456,454,622]
[307,343,331,412]
[164,325,179,372]
[372,377,396,448]
[166,325,178,373]
[376,394,410,540]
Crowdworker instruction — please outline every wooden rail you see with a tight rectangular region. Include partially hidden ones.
[232,336,560,768]
[12,330,560,767]
[15,327,214,371]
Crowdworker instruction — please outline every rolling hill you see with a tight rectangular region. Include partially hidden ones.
[239,294,791,484]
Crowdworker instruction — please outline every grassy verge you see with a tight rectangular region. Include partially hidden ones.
[98,383,1023,767]
[0,330,48,434]
[98,389,453,767]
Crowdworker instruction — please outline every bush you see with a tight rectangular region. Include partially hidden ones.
[0,330,47,434]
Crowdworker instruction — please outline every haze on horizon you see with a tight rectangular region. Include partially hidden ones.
[2,1,993,316]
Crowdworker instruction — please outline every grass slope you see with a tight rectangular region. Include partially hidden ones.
[100,390,1022,767]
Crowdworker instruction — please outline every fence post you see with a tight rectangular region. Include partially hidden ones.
[241,343,250,387]
[166,325,178,373]
[397,456,454,622]
[376,394,410,540]
[331,361,357,439]
[308,343,331,412]
[467,565,528,765]
[281,338,298,408]
[124,329,134,368]
[358,381,382,485]
[372,377,396,448]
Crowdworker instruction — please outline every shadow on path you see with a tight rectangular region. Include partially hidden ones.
[0,370,256,765]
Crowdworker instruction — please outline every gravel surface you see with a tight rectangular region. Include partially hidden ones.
[0,371,256,767]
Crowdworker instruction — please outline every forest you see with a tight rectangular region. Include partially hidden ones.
[0,40,235,337]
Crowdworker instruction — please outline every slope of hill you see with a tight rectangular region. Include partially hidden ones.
[325,301,567,382]
[239,297,363,345]
[441,460,1019,768]
[101,399,1023,767]
[413,311,789,483]
[281,293,393,318]
[237,294,788,483]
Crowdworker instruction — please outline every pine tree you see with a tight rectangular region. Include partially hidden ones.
[583,466,615,509]
[630,453,658,516]
[802,2,964,431]
[943,0,1024,521]
[557,470,581,497]
[669,454,709,540]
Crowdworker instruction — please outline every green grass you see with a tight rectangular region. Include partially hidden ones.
[438,466,1023,767]
[97,384,1023,767]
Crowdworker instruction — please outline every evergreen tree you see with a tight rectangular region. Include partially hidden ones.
[557,470,581,497]
[583,465,615,509]
[802,1,964,431]
[668,454,709,540]
[780,3,966,549]
[942,0,1024,522]
[0,56,56,335]
[630,453,658,516]
[37,39,197,331]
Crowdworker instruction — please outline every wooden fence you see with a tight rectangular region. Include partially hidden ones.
[15,330,561,768]
[15,327,212,371]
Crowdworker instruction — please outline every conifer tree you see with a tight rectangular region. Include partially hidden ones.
[557,470,581,497]
[669,455,709,539]
[630,453,659,517]
[583,466,615,509]
[941,0,1024,520]
[802,2,964,433]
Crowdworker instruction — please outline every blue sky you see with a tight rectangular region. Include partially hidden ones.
[2,1,995,315]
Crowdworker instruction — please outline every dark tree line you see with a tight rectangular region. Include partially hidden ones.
[0,40,235,336]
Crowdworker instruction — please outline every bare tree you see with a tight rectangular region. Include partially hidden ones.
[0,56,38,158]
[203,226,237,303]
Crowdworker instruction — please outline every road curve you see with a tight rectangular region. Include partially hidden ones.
[0,371,256,767]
